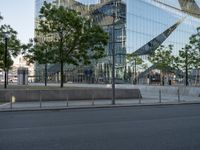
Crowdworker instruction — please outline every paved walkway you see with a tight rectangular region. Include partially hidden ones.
[0,83,199,111]
[0,93,199,111]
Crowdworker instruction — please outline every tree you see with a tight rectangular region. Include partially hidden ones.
[126,53,144,84]
[148,45,175,85]
[34,2,108,87]
[0,24,21,87]
[23,36,54,86]
[175,44,195,86]
[188,28,200,86]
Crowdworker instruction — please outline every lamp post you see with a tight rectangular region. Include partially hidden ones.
[4,34,8,89]
[185,47,188,86]
[112,8,116,105]
[134,59,137,84]
[44,49,47,86]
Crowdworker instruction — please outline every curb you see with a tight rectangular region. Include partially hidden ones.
[1,101,200,112]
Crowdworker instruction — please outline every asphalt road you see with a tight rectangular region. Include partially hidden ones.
[0,105,200,150]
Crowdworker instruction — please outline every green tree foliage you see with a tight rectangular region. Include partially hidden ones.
[127,53,143,66]
[174,44,196,86]
[189,28,200,83]
[23,37,55,86]
[148,45,175,85]
[23,37,54,64]
[31,2,108,87]
[126,53,145,83]
[0,24,21,71]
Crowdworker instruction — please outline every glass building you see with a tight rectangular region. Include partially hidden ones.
[34,0,200,84]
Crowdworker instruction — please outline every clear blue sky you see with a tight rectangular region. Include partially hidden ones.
[0,0,98,44]
[0,0,34,44]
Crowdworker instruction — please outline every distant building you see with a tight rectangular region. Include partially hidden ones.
[13,56,35,82]
[34,0,200,84]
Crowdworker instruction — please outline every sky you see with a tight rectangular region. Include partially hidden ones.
[0,0,99,44]
[0,0,35,44]
[0,0,199,51]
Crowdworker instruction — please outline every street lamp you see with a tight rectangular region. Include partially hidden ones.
[112,2,116,105]
[44,48,48,86]
[4,33,9,89]
[134,59,137,84]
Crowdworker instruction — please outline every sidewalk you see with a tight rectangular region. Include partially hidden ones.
[0,92,199,112]
[0,83,199,111]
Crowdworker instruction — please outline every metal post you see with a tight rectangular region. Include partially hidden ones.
[159,89,161,103]
[92,95,95,106]
[10,92,12,109]
[44,43,48,86]
[39,91,42,108]
[112,6,116,105]
[185,48,188,86]
[177,88,180,103]
[66,95,69,107]
[139,92,142,104]
[134,59,137,84]
[4,37,8,89]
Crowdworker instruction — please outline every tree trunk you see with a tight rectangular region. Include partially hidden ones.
[198,69,200,86]
[132,66,134,84]
[124,64,127,80]
[59,33,64,88]
[60,60,64,88]
[160,72,164,86]
[195,69,198,86]
[44,63,47,86]
[185,50,189,86]
[134,59,137,84]
[7,70,9,85]
[185,65,188,86]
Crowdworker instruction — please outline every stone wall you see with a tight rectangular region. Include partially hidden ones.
[0,88,141,102]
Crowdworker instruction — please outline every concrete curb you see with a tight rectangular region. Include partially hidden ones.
[1,101,200,112]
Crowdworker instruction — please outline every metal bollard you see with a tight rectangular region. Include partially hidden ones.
[10,95,12,109]
[139,93,142,104]
[159,89,161,103]
[10,92,12,109]
[177,88,180,103]
[92,95,95,106]
[10,91,16,109]
[39,91,42,108]
[66,95,69,107]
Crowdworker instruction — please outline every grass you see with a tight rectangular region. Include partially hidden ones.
[0,85,83,90]
[0,101,7,105]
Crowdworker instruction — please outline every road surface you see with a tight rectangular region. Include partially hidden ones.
[0,104,200,150]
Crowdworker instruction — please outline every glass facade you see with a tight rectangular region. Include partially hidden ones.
[34,0,200,84]
[35,0,56,17]
[126,0,200,56]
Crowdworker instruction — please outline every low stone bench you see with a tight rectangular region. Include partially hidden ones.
[0,88,141,102]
